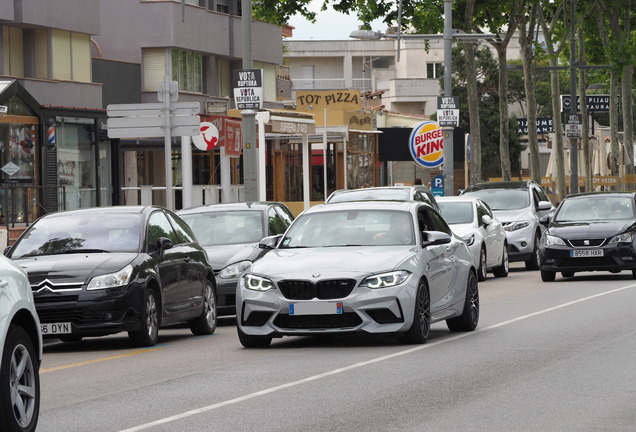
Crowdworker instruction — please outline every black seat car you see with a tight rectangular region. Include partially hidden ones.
[539,192,636,281]
[5,206,217,347]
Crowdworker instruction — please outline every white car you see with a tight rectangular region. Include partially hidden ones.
[0,254,42,432]
[437,196,509,281]
[236,201,479,348]
[461,180,555,270]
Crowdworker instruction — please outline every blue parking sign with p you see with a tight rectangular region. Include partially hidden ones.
[432,174,444,197]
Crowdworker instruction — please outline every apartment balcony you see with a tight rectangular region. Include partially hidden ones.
[291,78,371,91]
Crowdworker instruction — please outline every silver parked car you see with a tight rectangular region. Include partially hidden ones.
[236,201,479,347]
[438,196,509,281]
[0,254,42,432]
[460,180,554,270]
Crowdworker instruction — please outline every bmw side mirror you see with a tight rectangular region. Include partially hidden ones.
[259,234,283,250]
[481,215,492,226]
[421,231,451,247]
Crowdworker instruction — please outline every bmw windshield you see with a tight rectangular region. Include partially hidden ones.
[280,210,414,248]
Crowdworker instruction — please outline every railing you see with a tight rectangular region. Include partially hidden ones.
[292,78,346,90]
[121,185,246,208]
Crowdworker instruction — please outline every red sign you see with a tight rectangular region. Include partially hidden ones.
[224,119,242,158]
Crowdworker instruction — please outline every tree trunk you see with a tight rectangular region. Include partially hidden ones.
[622,64,634,181]
[496,44,511,180]
[463,0,481,185]
[609,70,620,181]
[465,43,482,184]
[519,7,541,184]
[577,25,591,192]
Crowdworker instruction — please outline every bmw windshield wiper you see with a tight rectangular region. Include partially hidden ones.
[58,249,109,254]
[324,244,363,247]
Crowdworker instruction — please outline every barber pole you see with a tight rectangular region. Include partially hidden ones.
[47,124,56,147]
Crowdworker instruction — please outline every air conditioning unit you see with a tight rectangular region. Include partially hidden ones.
[0,106,7,116]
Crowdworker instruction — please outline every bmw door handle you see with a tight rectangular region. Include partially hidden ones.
[183,257,192,263]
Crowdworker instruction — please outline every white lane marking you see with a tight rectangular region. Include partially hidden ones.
[120,284,635,432]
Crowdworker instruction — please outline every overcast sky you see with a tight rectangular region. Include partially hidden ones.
[286,1,387,40]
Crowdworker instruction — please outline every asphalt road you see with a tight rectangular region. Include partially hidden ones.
[37,263,636,431]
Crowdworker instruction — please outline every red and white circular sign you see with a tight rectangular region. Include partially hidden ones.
[192,122,219,151]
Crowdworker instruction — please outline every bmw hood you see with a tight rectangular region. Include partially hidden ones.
[203,243,261,270]
[547,220,634,239]
[14,253,137,285]
[250,246,416,278]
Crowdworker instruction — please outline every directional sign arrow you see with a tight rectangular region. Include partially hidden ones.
[107,102,200,117]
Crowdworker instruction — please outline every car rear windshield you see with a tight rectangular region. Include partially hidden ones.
[438,202,474,224]
[10,213,141,258]
[179,211,264,246]
[328,189,410,203]
[280,209,414,248]
[555,196,635,222]
[463,189,529,210]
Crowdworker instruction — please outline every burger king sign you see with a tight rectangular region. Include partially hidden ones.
[409,121,444,168]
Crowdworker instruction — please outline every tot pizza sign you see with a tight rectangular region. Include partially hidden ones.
[409,121,444,168]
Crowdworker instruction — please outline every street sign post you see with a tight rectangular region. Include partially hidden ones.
[106,102,200,138]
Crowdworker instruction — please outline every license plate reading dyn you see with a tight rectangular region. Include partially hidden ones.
[40,322,71,335]
[289,302,343,315]
[570,249,604,258]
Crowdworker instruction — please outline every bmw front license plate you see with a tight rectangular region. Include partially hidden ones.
[289,302,343,315]
[570,249,603,258]
[40,322,71,335]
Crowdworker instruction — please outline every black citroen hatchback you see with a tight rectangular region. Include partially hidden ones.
[5,206,217,346]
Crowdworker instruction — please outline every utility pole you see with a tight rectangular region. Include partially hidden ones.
[241,0,258,201]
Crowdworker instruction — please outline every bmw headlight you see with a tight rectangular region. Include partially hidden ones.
[609,232,634,245]
[87,264,133,290]
[505,221,530,232]
[360,270,410,289]
[462,233,475,246]
[219,260,252,279]
[544,234,566,246]
[243,274,274,291]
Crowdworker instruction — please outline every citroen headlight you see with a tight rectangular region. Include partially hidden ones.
[462,233,475,246]
[219,260,252,279]
[544,234,566,246]
[609,232,634,245]
[243,274,274,291]
[505,221,530,232]
[360,270,410,289]
[87,264,133,290]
